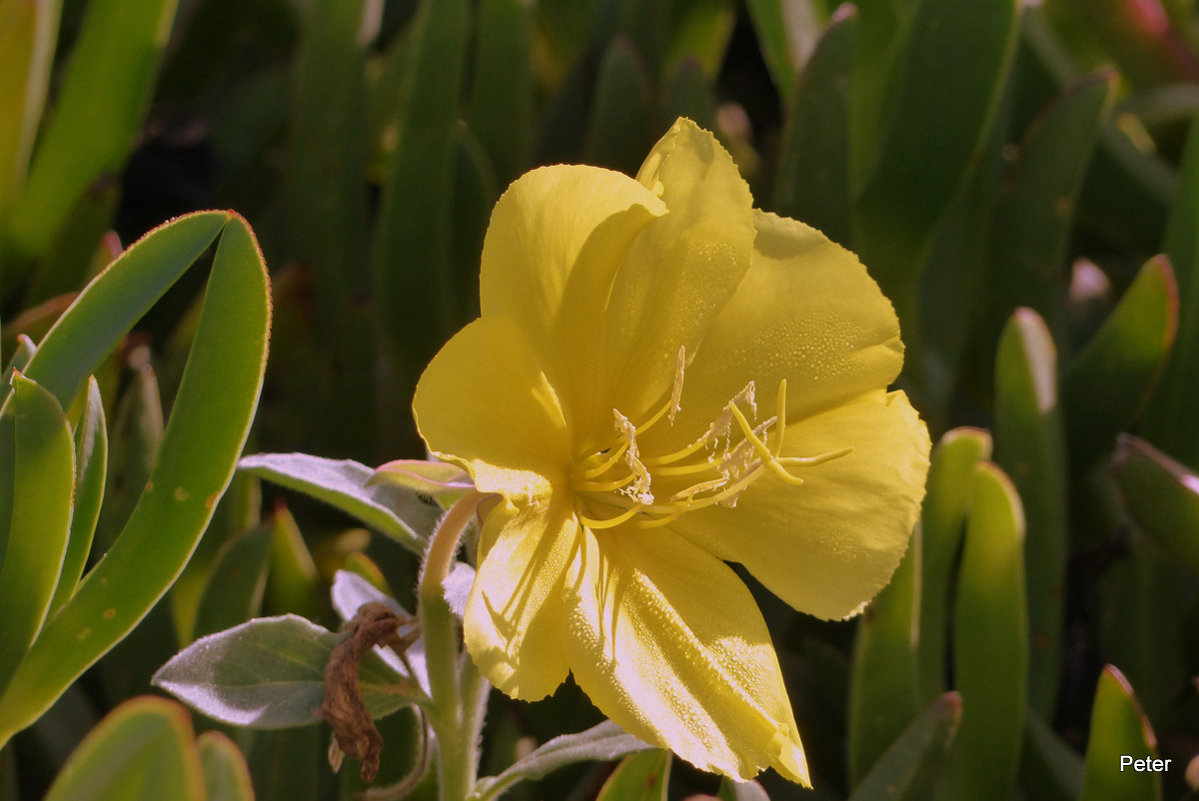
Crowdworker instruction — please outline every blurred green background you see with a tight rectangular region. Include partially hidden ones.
[6,0,1199,798]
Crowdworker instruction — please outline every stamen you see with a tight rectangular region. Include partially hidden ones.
[580,439,630,479]
[577,504,643,530]
[633,346,687,435]
[572,377,852,532]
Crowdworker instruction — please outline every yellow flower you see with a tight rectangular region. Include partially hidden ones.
[412,119,930,784]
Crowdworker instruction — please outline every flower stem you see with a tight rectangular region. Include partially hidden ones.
[418,491,490,801]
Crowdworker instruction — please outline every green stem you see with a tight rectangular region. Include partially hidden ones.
[418,491,491,801]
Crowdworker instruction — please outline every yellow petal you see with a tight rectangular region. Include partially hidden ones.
[655,209,903,452]
[576,119,758,434]
[563,526,810,784]
[464,495,579,700]
[412,316,568,498]
[672,389,930,620]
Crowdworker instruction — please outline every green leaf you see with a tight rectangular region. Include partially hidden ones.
[263,505,322,620]
[49,375,107,612]
[154,614,419,728]
[848,530,919,784]
[949,462,1027,801]
[596,750,670,801]
[42,697,204,801]
[279,0,369,334]
[0,0,60,219]
[372,0,468,424]
[239,453,437,551]
[916,428,991,702]
[847,692,961,801]
[5,0,179,273]
[474,721,653,801]
[1079,666,1162,801]
[716,777,770,801]
[197,731,255,801]
[0,213,270,749]
[1113,435,1199,575]
[1020,711,1083,801]
[993,309,1067,717]
[774,5,854,247]
[93,361,164,555]
[662,0,735,82]
[1063,255,1179,468]
[1144,115,1199,466]
[193,524,273,639]
[466,0,533,186]
[744,0,798,101]
[584,36,653,175]
[989,71,1114,332]
[0,372,74,695]
[22,211,226,407]
[850,0,1018,316]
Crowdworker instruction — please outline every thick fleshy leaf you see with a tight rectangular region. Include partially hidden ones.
[850,0,1018,313]
[584,37,653,175]
[1021,711,1084,801]
[1145,115,1199,465]
[847,537,919,785]
[197,732,254,801]
[5,0,178,272]
[42,697,203,801]
[262,505,321,621]
[717,777,771,801]
[466,0,532,186]
[153,614,419,728]
[279,0,368,334]
[847,692,961,801]
[49,375,106,612]
[371,0,467,392]
[673,389,928,621]
[564,527,808,784]
[464,495,576,700]
[192,524,273,638]
[0,214,269,749]
[93,361,163,555]
[774,7,855,247]
[949,463,1027,801]
[993,308,1067,716]
[596,750,671,801]
[0,372,74,695]
[1113,435,1199,574]
[989,71,1114,332]
[1063,255,1178,468]
[473,720,653,801]
[22,211,225,406]
[1079,667,1162,801]
[744,0,798,100]
[238,452,437,551]
[0,0,59,218]
[916,427,991,702]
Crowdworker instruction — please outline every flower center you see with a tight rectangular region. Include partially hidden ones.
[570,348,851,530]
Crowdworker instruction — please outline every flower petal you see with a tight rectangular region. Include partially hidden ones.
[479,164,665,347]
[658,210,903,450]
[412,317,569,498]
[464,495,579,700]
[672,389,930,620]
[563,526,810,784]
[576,119,758,432]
